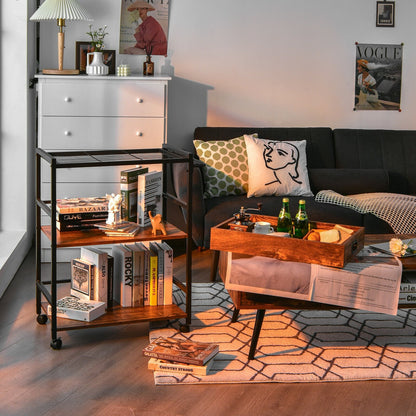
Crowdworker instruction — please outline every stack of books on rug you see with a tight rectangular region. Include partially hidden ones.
[143,337,219,376]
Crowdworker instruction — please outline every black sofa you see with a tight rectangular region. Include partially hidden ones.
[172,127,416,248]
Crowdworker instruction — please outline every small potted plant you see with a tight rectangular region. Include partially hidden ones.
[86,25,108,52]
[85,25,109,76]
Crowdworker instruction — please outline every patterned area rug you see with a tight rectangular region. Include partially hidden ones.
[149,283,416,385]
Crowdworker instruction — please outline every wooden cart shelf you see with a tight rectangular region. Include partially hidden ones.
[36,146,194,349]
[41,302,187,331]
[41,223,187,248]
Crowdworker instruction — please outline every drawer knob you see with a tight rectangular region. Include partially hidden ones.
[136,98,143,103]
[64,97,72,102]
[64,131,71,136]
[136,131,143,137]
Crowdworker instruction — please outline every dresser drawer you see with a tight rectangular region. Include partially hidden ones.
[39,81,165,117]
[39,117,165,150]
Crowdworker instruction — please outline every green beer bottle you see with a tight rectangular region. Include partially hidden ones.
[277,197,292,233]
[294,199,308,238]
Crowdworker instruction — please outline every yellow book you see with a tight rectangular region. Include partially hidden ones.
[149,249,158,306]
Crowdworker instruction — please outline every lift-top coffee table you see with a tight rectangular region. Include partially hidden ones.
[212,229,416,360]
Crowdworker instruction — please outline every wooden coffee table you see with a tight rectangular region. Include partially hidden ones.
[214,233,416,360]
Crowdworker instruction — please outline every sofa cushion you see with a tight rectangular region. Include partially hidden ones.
[333,129,416,195]
[194,127,336,169]
[244,135,313,197]
[308,168,390,195]
[194,135,255,198]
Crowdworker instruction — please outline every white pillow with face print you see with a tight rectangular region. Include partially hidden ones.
[244,135,314,197]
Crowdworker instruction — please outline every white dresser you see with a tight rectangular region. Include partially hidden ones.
[35,75,170,261]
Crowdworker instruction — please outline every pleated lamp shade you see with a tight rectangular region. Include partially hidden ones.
[30,0,92,22]
[30,0,93,75]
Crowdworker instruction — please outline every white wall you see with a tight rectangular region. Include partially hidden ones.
[0,0,36,296]
[37,0,416,151]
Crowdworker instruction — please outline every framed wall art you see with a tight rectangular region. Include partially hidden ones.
[354,43,402,111]
[376,1,395,27]
[75,41,116,74]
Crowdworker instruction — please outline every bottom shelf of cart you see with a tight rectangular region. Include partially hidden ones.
[42,302,187,331]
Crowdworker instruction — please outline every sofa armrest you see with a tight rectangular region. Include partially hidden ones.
[172,160,206,247]
[309,168,390,195]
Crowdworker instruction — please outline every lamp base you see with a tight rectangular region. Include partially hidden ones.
[42,69,80,75]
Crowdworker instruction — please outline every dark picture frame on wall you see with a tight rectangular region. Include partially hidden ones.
[376,1,395,27]
[75,41,116,74]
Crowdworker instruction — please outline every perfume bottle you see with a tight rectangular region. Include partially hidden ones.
[143,54,154,76]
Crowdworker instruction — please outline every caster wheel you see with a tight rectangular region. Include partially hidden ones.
[50,338,62,350]
[37,314,48,325]
[179,324,190,333]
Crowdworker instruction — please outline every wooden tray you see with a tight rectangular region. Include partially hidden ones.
[210,214,364,268]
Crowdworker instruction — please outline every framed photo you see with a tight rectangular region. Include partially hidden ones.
[75,41,116,75]
[376,1,395,27]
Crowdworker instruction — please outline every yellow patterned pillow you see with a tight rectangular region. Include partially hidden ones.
[194,135,256,198]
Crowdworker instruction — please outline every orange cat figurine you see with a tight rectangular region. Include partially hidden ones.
[148,211,167,236]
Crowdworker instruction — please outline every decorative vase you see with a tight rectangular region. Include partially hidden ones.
[143,55,154,76]
[86,52,109,76]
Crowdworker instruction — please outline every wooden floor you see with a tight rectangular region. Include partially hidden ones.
[1,246,416,416]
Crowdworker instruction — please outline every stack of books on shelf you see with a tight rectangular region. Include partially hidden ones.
[55,197,108,232]
[112,242,173,307]
[144,337,219,376]
[399,275,416,304]
[94,221,141,237]
[49,247,113,322]
[120,166,149,222]
[49,240,175,321]
[119,166,163,227]
[136,170,163,227]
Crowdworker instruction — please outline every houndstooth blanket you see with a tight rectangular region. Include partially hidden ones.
[315,190,416,234]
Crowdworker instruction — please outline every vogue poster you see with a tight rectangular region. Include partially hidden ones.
[355,43,402,111]
[120,0,169,56]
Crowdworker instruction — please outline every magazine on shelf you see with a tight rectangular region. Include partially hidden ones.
[48,296,106,322]
[57,219,100,232]
[56,211,108,222]
[70,258,95,301]
[143,337,220,366]
[55,197,108,214]
[221,247,403,315]
[95,221,141,237]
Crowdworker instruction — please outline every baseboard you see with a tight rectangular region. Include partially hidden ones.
[0,231,32,298]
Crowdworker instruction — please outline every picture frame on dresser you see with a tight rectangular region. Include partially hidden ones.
[75,41,116,74]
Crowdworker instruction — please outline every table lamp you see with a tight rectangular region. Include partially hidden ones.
[30,0,93,75]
